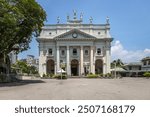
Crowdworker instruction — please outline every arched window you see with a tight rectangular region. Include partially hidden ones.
[73,48,77,55]
[85,50,89,55]
[61,50,65,56]
[97,48,101,55]
[48,49,52,55]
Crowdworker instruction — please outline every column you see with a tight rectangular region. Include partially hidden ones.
[80,46,84,76]
[54,62,57,75]
[90,46,94,74]
[67,46,70,76]
[56,46,60,72]
[106,42,111,73]
[106,48,111,73]
[103,57,106,75]
[93,49,95,74]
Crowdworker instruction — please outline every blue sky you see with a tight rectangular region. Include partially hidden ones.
[18,0,150,62]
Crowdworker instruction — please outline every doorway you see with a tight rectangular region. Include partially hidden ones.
[71,59,79,76]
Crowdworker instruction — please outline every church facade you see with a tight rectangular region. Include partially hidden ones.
[37,12,113,77]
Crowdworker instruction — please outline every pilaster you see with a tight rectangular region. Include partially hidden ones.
[67,46,71,76]
[56,46,60,72]
[80,46,84,76]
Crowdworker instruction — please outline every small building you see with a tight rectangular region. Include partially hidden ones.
[123,57,150,77]
[141,57,150,72]
[124,62,142,77]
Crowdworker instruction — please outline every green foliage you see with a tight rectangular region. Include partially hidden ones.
[42,74,46,78]
[143,72,150,78]
[0,74,10,83]
[14,60,38,75]
[53,74,67,79]
[105,73,112,77]
[0,0,46,56]
[111,59,124,68]
[87,74,98,78]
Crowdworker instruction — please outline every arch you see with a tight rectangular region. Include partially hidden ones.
[47,59,55,74]
[71,59,79,76]
[95,59,103,74]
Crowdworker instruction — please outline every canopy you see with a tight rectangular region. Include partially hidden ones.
[57,69,66,73]
[111,67,126,72]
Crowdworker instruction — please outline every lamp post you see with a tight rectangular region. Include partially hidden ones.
[60,62,66,80]
[60,62,63,80]
[114,61,116,79]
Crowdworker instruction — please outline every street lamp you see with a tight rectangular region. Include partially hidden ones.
[60,61,65,80]
[114,60,116,79]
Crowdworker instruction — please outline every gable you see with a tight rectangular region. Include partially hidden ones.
[54,29,97,40]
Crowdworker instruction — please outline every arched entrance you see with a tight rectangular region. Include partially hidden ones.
[71,59,79,76]
[95,59,103,74]
[47,59,55,74]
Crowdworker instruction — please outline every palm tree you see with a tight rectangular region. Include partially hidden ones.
[111,59,124,68]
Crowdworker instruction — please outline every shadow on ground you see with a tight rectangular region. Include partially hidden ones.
[0,80,45,87]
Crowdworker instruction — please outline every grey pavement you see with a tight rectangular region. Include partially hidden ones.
[0,77,150,100]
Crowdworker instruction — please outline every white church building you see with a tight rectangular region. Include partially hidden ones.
[37,11,113,77]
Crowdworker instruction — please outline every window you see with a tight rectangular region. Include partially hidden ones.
[97,48,101,55]
[48,49,52,55]
[148,61,150,65]
[61,50,65,56]
[85,50,89,55]
[143,61,146,65]
[129,66,132,70]
[73,48,77,55]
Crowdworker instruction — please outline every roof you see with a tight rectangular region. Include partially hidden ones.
[141,56,150,61]
[124,62,142,66]
[111,67,126,72]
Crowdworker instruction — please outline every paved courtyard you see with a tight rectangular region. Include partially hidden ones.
[0,77,150,100]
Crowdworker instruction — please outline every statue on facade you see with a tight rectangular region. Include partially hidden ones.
[89,16,93,24]
[73,10,77,19]
[106,16,109,24]
[57,16,60,24]
[67,14,70,21]
[80,12,83,20]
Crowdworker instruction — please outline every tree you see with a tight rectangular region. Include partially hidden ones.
[143,72,150,78]
[13,60,38,75]
[111,59,124,68]
[0,0,46,60]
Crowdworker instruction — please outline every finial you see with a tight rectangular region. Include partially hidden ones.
[89,16,93,24]
[106,16,109,24]
[57,16,60,24]
[73,10,77,20]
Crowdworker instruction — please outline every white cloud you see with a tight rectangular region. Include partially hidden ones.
[111,40,150,63]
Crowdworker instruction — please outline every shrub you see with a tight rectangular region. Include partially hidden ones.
[42,74,46,78]
[106,73,112,77]
[87,74,98,78]
[53,74,67,79]
[143,72,150,78]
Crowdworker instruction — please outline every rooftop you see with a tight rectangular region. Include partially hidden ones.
[124,62,142,66]
[141,56,150,61]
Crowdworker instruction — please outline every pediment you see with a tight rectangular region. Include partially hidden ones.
[54,29,97,40]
